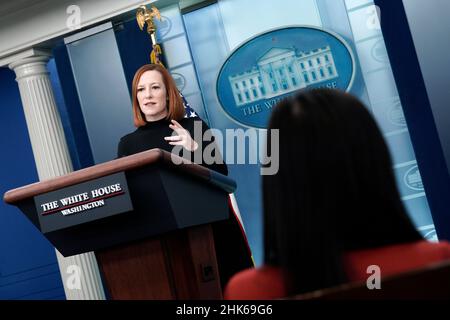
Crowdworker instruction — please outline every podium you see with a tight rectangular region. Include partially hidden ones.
[3,149,237,299]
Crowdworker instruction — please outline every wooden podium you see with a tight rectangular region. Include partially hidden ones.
[3,149,237,299]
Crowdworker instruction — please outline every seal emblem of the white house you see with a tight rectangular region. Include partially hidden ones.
[216,26,355,128]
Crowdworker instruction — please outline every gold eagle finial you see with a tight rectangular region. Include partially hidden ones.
[136,5,161,35]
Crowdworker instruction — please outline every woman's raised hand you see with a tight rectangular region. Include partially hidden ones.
[164,119,199,151]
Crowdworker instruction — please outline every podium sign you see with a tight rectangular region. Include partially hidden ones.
[35,172,133,233]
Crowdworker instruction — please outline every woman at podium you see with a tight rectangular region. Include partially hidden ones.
[117,63,253,290]
[117,64,226,175]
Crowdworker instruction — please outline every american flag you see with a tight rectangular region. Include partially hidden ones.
[180,92,198,118]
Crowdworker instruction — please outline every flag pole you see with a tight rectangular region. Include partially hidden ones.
[136,5,163,65]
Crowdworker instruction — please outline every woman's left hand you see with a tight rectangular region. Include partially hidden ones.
[164,119,199,151]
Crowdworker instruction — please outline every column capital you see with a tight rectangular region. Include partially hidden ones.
[8,49,52,81]
[0,47,51,68]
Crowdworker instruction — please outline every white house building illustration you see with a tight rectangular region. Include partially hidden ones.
[228,45,339,106]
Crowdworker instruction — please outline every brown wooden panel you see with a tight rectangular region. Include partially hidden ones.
[163,225,222,299]
[187,225,223,299]
[95,237,174,300]
[95,226,223,300]
[162,230,200,299]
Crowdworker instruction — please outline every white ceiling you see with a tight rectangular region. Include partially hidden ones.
[0,0,208,62]
[0,0,48,18]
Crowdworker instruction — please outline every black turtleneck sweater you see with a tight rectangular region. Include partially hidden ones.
[117,117,228,176]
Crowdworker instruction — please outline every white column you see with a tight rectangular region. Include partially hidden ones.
[9,52,106,300]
